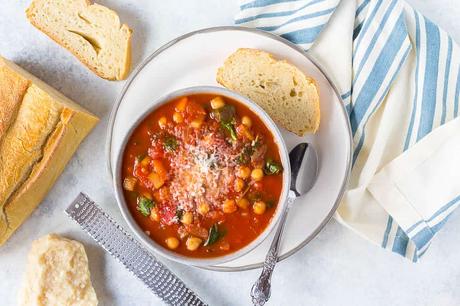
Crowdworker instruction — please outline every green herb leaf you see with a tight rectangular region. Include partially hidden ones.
[221,121,237,141]
[264,159,283,175]
[248,192,262,202]
[252,135,261,149]
[135,153,146,163]
[175,209,184,220]
[235,145,254,164]
[204,224,224,246]
[136,196,154,217]
[163,135,178,152]
[213,105,236,124]
[266,199,275,208]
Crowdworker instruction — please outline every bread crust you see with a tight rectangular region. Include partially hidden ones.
[0,64,30,141]
[0,57,98,246]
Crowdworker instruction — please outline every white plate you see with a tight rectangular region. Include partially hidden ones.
[106,26,351,271]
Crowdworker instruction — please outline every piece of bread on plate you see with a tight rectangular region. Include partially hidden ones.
[0,56,99,246]
[26,0,132,80]
[18,234,98,306]
[217,48,320,136]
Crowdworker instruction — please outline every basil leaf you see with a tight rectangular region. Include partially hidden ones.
[163,135,178,152]
[213,105,236,124]
[248,192,262,202]
[175,209,184,220]
[266,199,275,208]
[204,224,224,246]
[135,153,146,163]
[136,196,154,217]
[264,159,283,175]
[235,145,254,164]
[221,121,237,141]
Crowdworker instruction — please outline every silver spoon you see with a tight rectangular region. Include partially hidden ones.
[251,143,318,306]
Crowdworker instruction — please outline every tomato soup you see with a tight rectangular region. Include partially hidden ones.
[121,94,284,258]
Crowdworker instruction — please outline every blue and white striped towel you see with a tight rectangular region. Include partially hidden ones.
[236,0,460,262]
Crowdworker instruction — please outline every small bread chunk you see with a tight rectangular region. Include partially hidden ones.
[217,48,320,136]
[26,0,132,80]
[18,234,98,306]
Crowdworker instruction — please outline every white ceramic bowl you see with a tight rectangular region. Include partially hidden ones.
[113,86,291,266]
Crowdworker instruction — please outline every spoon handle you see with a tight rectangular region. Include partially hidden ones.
[251,191,297,306]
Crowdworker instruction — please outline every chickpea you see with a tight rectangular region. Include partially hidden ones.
[186,236,202,251]
[165,237,180,250]
[242,116,252,128]
[210,96,225,109]
[222,199,237,214]
[123,177,137,191]
[253,201,267,215]
[158,116,167,129]
[150,208,160,222]
[190,117,204,128]
[173,112,184,123]
[234,178,245,192]
[236,166,251,179]
[198,202,210,215]
[237,198,250,209]
[251,168,264,181]
[181,212,193,225]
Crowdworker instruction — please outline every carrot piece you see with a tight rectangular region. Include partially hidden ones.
[175,97,188,112]
[152,159,167,180]
[148,172,165,189]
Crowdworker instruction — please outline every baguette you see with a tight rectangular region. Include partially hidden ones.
[217,48,320,136]
[0,56,99,246]
[26,0,132,80]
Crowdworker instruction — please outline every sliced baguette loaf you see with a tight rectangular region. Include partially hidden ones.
[217,48,320,136]
[0,56,98,246]
[26,0,132,80]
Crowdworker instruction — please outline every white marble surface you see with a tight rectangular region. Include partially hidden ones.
[1,1,460,305]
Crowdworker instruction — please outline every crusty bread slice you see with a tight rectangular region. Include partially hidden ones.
[26,0,132,80]
[217,48,320,136]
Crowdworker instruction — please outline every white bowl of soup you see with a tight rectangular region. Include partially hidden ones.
[113,86,290,266]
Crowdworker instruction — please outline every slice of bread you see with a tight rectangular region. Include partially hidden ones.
[26,0,132,80]
[217,48,320,136]
[19,234,98,306]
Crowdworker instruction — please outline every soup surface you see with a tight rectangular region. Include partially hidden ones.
[122,94,284,258]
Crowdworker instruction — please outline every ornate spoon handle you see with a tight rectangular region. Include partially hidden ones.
[251,191,297,306]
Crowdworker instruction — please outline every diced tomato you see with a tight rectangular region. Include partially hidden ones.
[184,100,206,122]
[253,181,264,191]
[184,224,209,239]
[159,202,177,225]
[236,124,254,141]
[133,165,153,189]
[148,142,164,159]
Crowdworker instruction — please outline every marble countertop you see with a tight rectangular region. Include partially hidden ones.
[1,1,460,305]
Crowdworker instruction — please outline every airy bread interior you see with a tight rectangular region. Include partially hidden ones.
[19,234,98,306]
[26,0,132,80]
[217,48,320,136]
